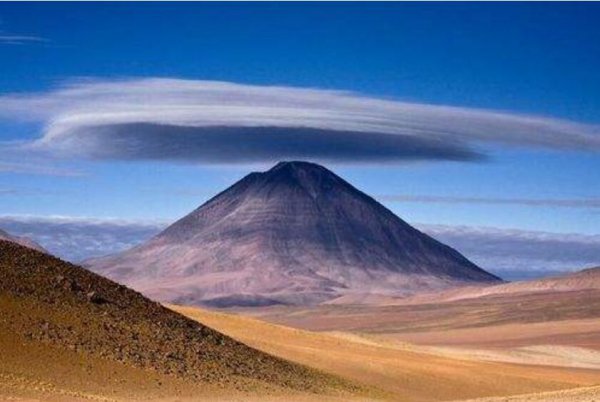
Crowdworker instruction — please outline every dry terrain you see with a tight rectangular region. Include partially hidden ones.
[3,238,600,401]
[245,289,600,349]
[173,304,600,402]
[345,266,600,307]
[88,161,499,307]
[459,385,600,401]
[0,240,362,402]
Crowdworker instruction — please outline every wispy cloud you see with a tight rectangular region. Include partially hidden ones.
[0,161,84,177]
[380,195,600,209]
[419,224,600,280]
[0,187,58,196]
[0,188,19,196]
[0,34,48,45]
[0,215,167,262]
[0,78,598,164]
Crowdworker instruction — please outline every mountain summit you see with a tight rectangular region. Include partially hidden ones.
[89,161,500,306]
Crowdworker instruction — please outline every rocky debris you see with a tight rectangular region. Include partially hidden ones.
[86,291,108,304]
[0,240,352,393]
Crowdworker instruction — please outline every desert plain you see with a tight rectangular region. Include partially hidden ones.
[4,263,600,402]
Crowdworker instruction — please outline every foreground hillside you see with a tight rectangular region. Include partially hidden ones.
[0,240,360,401]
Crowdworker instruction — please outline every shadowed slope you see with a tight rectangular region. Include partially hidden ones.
[0,240,358,399]
[88,161,499,306]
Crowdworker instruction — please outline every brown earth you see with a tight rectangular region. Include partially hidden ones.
[173,305,600,402]
[243,289,600,349]
[3,237,600,401]
[0,240,362,401]
[458,385,600,402]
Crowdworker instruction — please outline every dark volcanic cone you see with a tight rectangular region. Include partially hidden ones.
[89,161,500,306]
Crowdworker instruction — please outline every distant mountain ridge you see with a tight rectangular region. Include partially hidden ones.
[449,265,600,301]
[88,161,500,306]
[0,227,46,253]
[379,265,600,306]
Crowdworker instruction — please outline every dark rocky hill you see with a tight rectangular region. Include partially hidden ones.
[0,239,351,393]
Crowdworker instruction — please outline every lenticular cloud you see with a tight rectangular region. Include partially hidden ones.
[0,78,599,163]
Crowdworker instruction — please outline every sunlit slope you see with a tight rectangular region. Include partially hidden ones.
[459,385,600,402]
[172,305,600,402]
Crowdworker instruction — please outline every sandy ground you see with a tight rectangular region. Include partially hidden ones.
[419,344,600,370]
[4,300,600,402]
[172,305,600,402]
[4,279,600,401]
[457,385,600,401]
[243,290,600,349]
[374,318,600,349]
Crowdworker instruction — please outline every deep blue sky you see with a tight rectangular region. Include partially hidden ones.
[2,2,600,119]
[1,2,599,237]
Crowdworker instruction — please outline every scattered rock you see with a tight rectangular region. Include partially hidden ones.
[86,291,108,304]
[0,239,351,393]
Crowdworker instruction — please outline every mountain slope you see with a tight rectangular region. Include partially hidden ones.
[0,227,46,253]
[89,161,500,306]
[485,266,600,294]
[0,240,356,399]
[405,266,600,304]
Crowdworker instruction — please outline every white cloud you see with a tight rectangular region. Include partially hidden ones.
[380,195,600,209]
[0,160,84,176]
[0,78,598,164]
[0,215,166,262]
[420,224,600,279]
[0,34,48,45]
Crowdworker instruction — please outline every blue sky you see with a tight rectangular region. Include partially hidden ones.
[0,3,599,276]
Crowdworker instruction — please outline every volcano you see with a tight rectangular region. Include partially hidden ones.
[88,161,500,306]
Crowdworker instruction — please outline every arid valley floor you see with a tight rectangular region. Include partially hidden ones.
[3,254,600,402]
[173,290,600,402]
